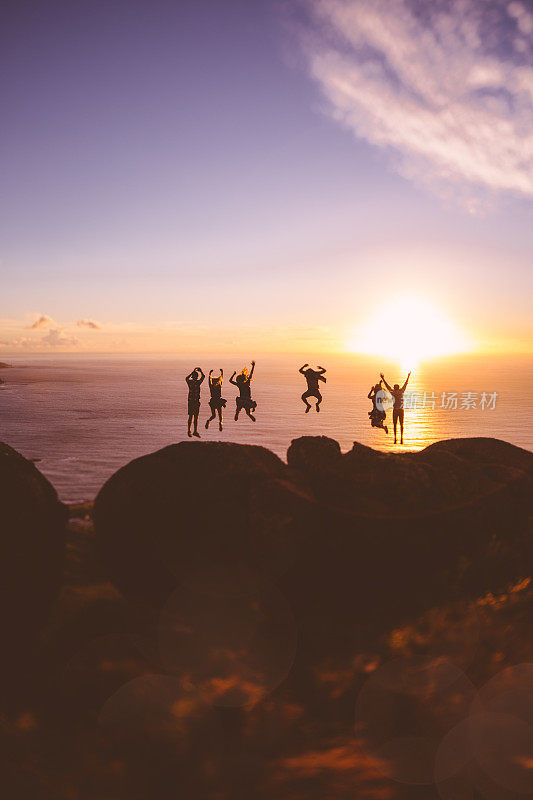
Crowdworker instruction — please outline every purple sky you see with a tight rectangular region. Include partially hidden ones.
[1,0,532,354]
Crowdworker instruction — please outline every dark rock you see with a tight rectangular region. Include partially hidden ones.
[286,435,342,471]
[423,436,533,474]
[94,442,316,606]
[288,435,532,518]
[94,436,532,661]
[0,443,66,681]
[283,436,533,649]
[58,631,157,728]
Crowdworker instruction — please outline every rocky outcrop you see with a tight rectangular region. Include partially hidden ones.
[0,443,67,673]
[2,436,533,800]
[93,436,533,647]
[94,441,316,606]
[287,435,532,518]
[283,436,533,640]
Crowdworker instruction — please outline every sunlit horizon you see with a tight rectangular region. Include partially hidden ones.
[1,0,532,360]
[345,295,473,372]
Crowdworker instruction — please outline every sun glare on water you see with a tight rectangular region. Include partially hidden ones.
[346,295,471,371]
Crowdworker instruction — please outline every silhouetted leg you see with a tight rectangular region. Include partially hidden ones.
[205,410,216,429]
[217,408,223,431]
[301,390,312,412]
[245,407,256,422]
[193,411,200,437]
[399,409,404,444]
[393,410,398,444]
[235,404,240,421]
[187,413,193,437]
[315,391,322,412]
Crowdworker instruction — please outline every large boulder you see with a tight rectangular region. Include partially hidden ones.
[423,436,533,473]
[0,443,66,671]
[94,442,316,606]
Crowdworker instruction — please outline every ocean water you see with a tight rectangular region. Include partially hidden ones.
[1,353,531,502]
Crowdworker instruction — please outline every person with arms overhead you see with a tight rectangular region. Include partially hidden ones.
[230,361,257,422]
[299,363,327,413]
[205,369,226,432]
[380,370,411,445]
[185,366,205,438]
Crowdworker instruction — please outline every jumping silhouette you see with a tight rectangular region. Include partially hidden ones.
[368,380,388,434]
[380,371,411,444]
[186,367,205,438]
[205,369,226,431]
[230,361,257,422]
[299,363,326,413]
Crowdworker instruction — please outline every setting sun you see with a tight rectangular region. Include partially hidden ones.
[346,295,472,370]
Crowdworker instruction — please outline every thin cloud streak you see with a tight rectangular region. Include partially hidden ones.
[299,0,533,201]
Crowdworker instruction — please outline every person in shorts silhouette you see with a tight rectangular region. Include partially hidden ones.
[205,369,226,431]
[380,371,411,444]
[230,361,257,422]
[299,364,327,412]
[186,367,205,437]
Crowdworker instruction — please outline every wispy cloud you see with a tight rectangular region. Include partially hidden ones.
[28,314,54,329]
[297,0,533,203]
[0,337,34,349]
[77,318,101,330]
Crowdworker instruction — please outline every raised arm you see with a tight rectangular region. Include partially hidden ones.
[208,369,213,387]
[316,365,327,374]
[299,363,309,375]
[249,360,255,380]
[368,387,374,399]
[380,373,393,393]
[229,371,238,386]
[196,366,205,383]
[401,371,411,392]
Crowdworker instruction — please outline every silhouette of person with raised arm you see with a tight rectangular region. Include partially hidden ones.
[299,363,327,413]
[205,369,226,432]
[186,367,205,438]
[380,371,411,444]
[368,380,388,434]
[230,361,257,422]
